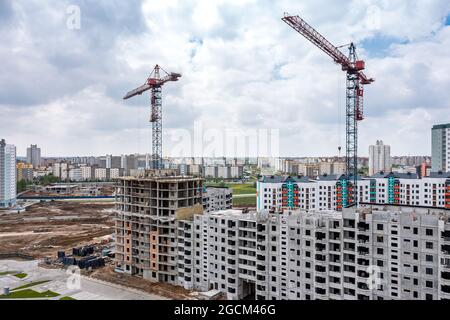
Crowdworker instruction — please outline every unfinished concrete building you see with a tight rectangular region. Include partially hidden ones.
[114,170,203,285]
[177,205,450,300]
[203,187,233,213]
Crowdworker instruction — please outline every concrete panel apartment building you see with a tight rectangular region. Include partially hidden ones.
[203,187,233,213]
[176,205,450,300]
[114,171,204,285]
[114,171,450,300]
[257,172,450,212]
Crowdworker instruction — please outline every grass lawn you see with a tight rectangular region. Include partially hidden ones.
[14,273,28,279]
[0,289,59,299]
[60,296,76,300]
[12,280,50,291]
[0,271,17,276]
[205,182,256,195]
[233,196,256,207]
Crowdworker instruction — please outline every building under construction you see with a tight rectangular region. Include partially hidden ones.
[114,170,203,285]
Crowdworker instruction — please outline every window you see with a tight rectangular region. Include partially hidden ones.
[426,229,433,236]
[377,224,384,231]
[426,255,433,262]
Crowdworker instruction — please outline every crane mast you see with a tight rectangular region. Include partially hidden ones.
[124,65,181,170]
[282,13,374,207]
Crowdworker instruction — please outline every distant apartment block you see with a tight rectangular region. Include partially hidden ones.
[106,154,122,169]
[369,140,391,176]
[0,139,17,208]
[432,123,450,173]
[203,187,233,213]
[81,166,93,181]
[26,144,41,168]
[16,162,34,182]
[257,172,450,212]
[203,165,243,179]
[52,162,68,181]
[275,158,346,177]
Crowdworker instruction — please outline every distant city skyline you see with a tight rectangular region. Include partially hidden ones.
[1,1,449,156]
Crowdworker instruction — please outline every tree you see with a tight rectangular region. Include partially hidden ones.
[16,180,28,193]
[37,174,60,186]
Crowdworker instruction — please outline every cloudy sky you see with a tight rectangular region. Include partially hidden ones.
[1,0,449,157]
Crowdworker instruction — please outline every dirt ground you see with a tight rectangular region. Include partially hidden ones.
[90,265,197,300]
[0,201,115,258]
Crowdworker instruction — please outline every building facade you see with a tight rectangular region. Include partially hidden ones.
[0,139,17,208]
[16,163,34,182]
[257,172,450,212]
[203,187,233,213]
[432,123,450,173]
[26,144,41,168]
[369,140,391,176]
[114,171,204,285]
[177,206,450,300]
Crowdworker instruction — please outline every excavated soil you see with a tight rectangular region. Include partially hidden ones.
[0,201,115,258]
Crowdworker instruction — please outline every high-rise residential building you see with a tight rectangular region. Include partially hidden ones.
[432,123,450,173]
[16,163,34,182]
[80,166,93,181]
[26,144,41,168]
[369,140,391,176]
[106,155,122,169]
[69,168,83,182]
[114,171,203,285]
[176,205,450,300]
[0,139,17,208]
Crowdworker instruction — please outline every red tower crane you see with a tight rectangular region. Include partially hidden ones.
[282,13,374,207]
[123,65,181,169]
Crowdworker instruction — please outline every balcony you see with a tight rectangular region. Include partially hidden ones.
[315,254,327,262]
[315,243,326,252]
[357,258,370,267]
[357,234,370,244]
[357,282,370,292]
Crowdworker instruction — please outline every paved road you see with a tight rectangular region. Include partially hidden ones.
[0,259,167,300]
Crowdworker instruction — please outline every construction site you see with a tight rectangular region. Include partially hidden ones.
[0,201,115,259]
[1,11,378,301]
[0,200,204,299]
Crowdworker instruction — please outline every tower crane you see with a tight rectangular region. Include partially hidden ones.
[282,13,374,207]
[123,65,181,170]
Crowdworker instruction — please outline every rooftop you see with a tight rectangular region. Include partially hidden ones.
[432,123,450,130]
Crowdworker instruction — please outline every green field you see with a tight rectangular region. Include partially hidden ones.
[60,296,76,300]
[0,289,59,299]
[13,273,28,279]
[0,271,17,276]
[205,183,256,195]
[233,196,256,207]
